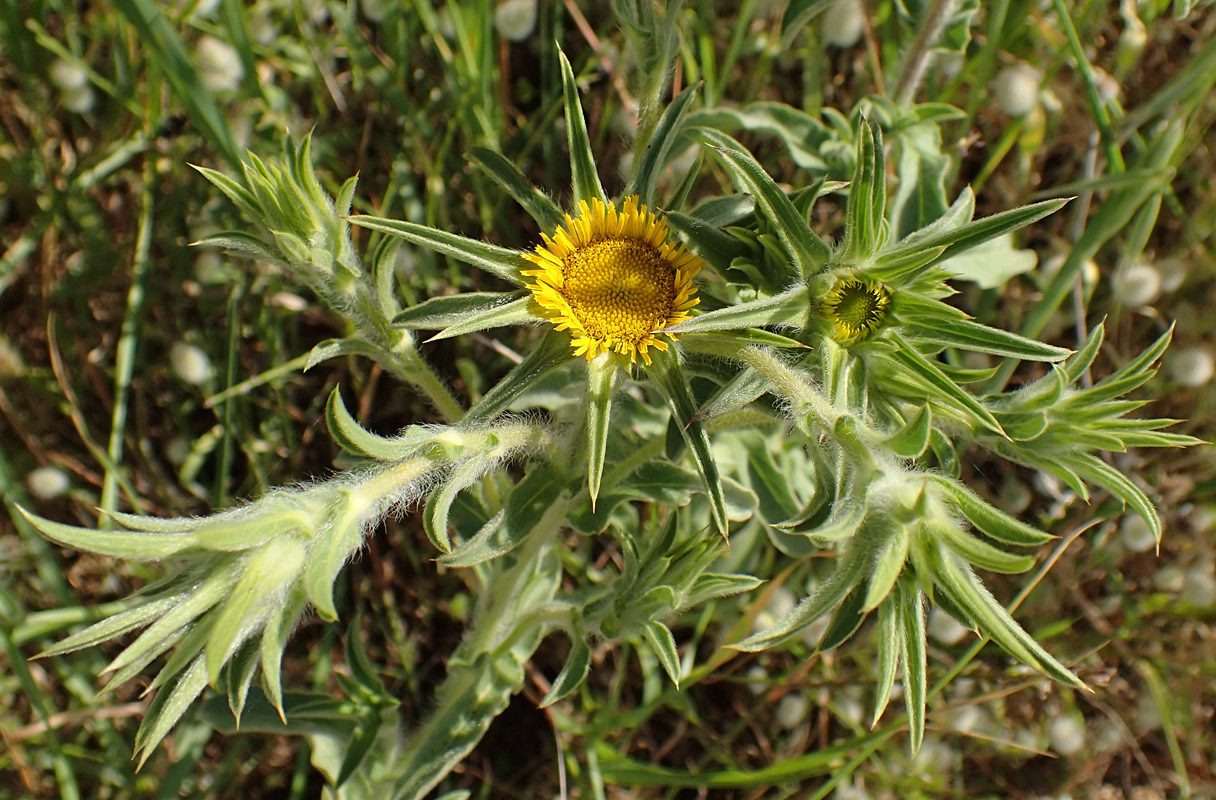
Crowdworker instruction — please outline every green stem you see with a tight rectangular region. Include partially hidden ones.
[892,0,959,106]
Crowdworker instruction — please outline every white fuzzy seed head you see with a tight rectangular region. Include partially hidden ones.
[1048,715,1086,756]
[1169,346,1214,388]
[1181,564,1216,608]
[361,0,390,22]
[196,36,243,93]
[27,466,70,500]
[775,692,810,729]
[170,342,214,385]
[50,59,88,90]
[61,85,95,114]
[495,0,537,42]
[1119,514,1158,553]
[927,607,970,645]
[1154,257,1187,292]
[745,664,768,695]
[1111,263,1161,307]
[822,0,864,48]
[994,65,1041,116]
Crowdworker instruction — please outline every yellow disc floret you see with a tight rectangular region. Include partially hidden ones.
[522,197,703,365]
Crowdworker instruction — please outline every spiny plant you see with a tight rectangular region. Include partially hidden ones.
[21,42,1196,800]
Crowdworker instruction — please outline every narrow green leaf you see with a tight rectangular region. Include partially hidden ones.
[134,657,210,768]
[192,231,282,264]
[686,573,764,606]
[930,477,1055,546]
[325,389,415,461]
[641,620,682,688]
[906,318,1071,361]
[558,48,607,207]
[104,510,201,532]
[706,137,830,278]
[441,466,567,568]
[679,329,808,358]
[393,291,528,329]
[885,333,1007,438]
[817,583,870,651]
[586,357,616,505]
[19,507,198,560]
[897,580,927,753]
[842,119,887,262]
[886,405,932,458]
[205,539,306,684]
[427,297,536,342]
[348,215,526,286]
[627,82,700,207]
[734,534,872,651]
[462,331,572,425]
[37,593,185,658]
[539,637,592,708]
[664,210,752,272]
[649,348,728,535]
[1060,452,1161,544]
[666,286,810,335]
[863,524,909,612]
[305,337,398,373]
[880,197,1069,268]
[871,597,899,727]
[423,459,486,554]
[468,147,563,232]
[930,548,1085,689]
[302,502,362,622]
[931,523,1036,574]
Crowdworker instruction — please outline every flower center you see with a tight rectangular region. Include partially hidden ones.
[823,277,891,343]
[561,237,677,346]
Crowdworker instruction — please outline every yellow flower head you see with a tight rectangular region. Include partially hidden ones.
[522,197,703,365]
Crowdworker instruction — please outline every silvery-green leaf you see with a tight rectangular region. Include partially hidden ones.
[206,538,307,684]
[666,286,810,335]
[930,477,1055,546]
[348,215,526,286]
[192,231,282,264]
[303,500,364,621]
[627,82,700,207]
[462,331,571,425]
[930,522,1036,574]
[897,580,927,753]
[817,583,869,652]
[393,291,528,329]
[678,329,809,358]
[468,148,563,232]
[649,348,727,536]
[685,573,764,606]
[426,297,536,343]
[906,317,1071,361]
[881,197,1069,269]
[871,597,899,727]
[305,337,398,373]
[37,593,185,659]
[539,637,592,708]
[20,508,198,560]
[641,620,682,688]
[441,466,566,568]
[841,119,887,263]
[558,48,607,207]
[586,357,616,505]
[885,332,1007,438]
[886,405,932,458]
[664,210,752,272]
[705,135,830,278]
[1059,452,1161,543]
[134,656,210,768]
[863,523,909,611]
[325,390,416,462]
[224,638,260,724]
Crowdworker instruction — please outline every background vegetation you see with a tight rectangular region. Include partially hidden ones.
[1,0,1214,797]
